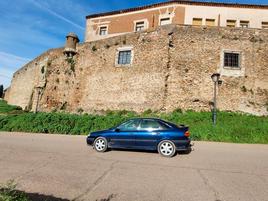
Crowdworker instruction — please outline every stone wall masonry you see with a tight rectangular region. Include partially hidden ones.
[167,26,268,115]
[5,25,268,115]
[38,31,169,113]
[5,48,62,110]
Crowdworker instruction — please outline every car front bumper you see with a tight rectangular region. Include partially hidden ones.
[87,136,94,146]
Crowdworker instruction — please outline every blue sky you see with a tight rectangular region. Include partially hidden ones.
[0,0,267,88]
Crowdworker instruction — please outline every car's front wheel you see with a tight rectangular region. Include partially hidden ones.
[93,137,108,152]
[158,140,176,157]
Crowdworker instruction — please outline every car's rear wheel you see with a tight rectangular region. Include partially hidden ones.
[158,140,176,157]
[93,137,108,152]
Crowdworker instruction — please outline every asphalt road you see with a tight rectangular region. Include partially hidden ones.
[0,132,267,201]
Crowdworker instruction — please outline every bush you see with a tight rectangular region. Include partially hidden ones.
[0,111,136,135]
[0,181,29,201]
[0,102,267,144]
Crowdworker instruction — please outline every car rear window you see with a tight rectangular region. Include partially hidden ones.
[140,120,169,130]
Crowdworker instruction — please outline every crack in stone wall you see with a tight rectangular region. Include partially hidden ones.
[161,31,175,111]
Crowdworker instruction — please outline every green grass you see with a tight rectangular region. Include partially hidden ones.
[0,181,29,201]
[0,100,267,144]
[0,100,22,115]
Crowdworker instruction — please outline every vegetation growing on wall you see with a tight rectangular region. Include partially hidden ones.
[0,100,267,144]
[91,45,97,52]
[47,60,52,67]
[41,66,45,74]
[66,58,76,72]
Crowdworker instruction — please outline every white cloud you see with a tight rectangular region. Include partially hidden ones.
[0,52,30,67]
[30,0,84,30]
[0,52,30,88]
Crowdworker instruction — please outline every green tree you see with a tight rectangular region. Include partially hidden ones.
[0,85,3,98]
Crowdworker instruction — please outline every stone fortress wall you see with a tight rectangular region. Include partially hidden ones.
[5,25,268,116]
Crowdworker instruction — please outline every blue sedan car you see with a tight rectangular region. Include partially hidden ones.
[87,118,191,157]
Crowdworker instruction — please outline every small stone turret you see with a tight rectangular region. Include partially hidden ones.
[63,32,80,58]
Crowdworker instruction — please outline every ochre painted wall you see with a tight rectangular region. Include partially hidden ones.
[86,6,185,42]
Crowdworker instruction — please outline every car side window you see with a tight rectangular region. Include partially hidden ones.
[139,120,169,131]
[118,119,140,131]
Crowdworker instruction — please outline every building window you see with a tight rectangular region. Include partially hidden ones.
[115,46,134,67]
[240,20,249,28]
[224,52,240,68]
[262,22,268,29]
[135,21,145,32]
[226,20,236,27]
[118,50,132,65]
[205,19,215,26]
[99,26,108,36]
[160,17,171,26]
[192,18,202,26]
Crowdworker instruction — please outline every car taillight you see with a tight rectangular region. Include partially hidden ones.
[184,131,190,137]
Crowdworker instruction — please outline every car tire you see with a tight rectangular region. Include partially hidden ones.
[93,137,108,153]
[158,140,176,157]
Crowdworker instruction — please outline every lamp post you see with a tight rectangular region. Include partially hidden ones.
[211,73,221,126]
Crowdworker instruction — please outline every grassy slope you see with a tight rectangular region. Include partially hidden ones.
[0,100,267,144]
[0,100,22,114]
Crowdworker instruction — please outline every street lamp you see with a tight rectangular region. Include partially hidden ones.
[211,73,221,126]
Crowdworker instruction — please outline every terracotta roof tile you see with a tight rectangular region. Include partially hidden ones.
[86,0,268,19]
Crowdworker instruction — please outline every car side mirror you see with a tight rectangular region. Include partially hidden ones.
[115,128,120,132]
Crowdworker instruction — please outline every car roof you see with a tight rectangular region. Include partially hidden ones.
[129,118,164,121]
[128,118,175,125]
[126,118,178,128]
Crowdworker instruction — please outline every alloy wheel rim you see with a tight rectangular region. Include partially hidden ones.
[95,139,105,151]
[160,142,173,156]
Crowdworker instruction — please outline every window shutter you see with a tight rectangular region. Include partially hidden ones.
[192,18,202,26]
[226,20,236,27]
[205,19,215,26]
[262,22,268,29]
